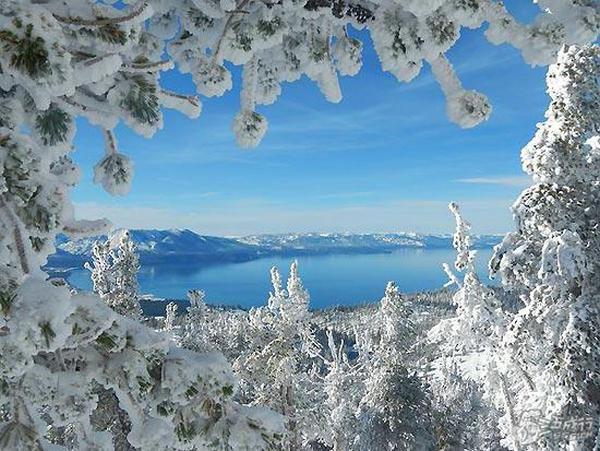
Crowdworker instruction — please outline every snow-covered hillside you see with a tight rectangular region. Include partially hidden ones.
[239,232,501,252]
[48,229,502,267]
[51,229,260,266]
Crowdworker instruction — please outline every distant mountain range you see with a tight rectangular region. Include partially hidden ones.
[47,229,502,268]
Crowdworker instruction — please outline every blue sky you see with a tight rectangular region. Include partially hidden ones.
[72,1,548,236]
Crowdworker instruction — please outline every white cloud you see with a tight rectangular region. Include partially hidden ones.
[455,175,532,187]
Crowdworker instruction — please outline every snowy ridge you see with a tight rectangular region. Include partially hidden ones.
[238,232,501,252]
[51,229,259,266]
[49,229,502,267]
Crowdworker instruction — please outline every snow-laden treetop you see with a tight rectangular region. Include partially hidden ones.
[1,0,598,149]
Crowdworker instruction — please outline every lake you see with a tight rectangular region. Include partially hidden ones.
[65,248,497,310]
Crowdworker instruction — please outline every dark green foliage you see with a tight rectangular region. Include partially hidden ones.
[0,291,15,317]
[147,356,163,381]
[257,17,283,38]
[1,134,40,204]
[120,75,160,125]
[175,420,196,441]
[426,13,457,46]
[231,21,253,52]
[72,323,83,335]
[185,385,199,399]
[157,402,176,417]
[29,236,46,253]
[96,153,131,188]
[79,24,128,45]
[309,37,328,62]
[39,321,56,347]
[17,186,61,233]
[188,9,215,32]
[97,24,128,45]
[132,55,149,64]
[0,24,51,78]
[96,332,119,351]
[35,107,71,146]
[136,376,153,395]
[243,111,264,133]
[222,385,234,397]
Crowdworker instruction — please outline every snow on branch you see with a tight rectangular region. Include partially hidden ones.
[159,90,202,119]
[52,1,153,27]
[429,54,491,128]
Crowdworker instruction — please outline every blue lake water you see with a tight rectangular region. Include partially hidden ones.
[66,248,496,310]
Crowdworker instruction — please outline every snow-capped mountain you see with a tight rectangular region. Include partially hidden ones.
[50,229,260,266]
[48,229,502,267]
[238,232,501,253]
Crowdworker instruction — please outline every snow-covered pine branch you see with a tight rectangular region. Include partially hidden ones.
[0,277,284,450]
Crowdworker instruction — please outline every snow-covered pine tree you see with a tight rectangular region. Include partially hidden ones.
[425,202,506,448]
[86,231,142,319]
[357,282,436,451]
[265,261,310,324]
[266,266,286,313]
[488,44,600,450]
[377,281,415,355]
[111,231,142,319]
[431,362,504,451]
[429,202,504,359]
[309,329,362,451]
[285,260,310,323]
[0,278,284,449]
[178,289,246,357]
[82,231,142,448]
[234,262,321,449]
[85,239,113,301]
[164,301,178,332]
[179,289,207,349]
[188,289,207,317]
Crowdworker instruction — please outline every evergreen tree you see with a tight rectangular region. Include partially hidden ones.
[426,202,506,449]
[431,362,505,451]
[85,230,141,319]
[110,230,142,319]
[234,262,320,449]
[285,260,310,324]
[429,202,504,358]
[314,329,363,451]
[85,240,113,301]
[179,289,247,358]
[489,45,600,450]
[164,302,178,332]
[357,282,436,451]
